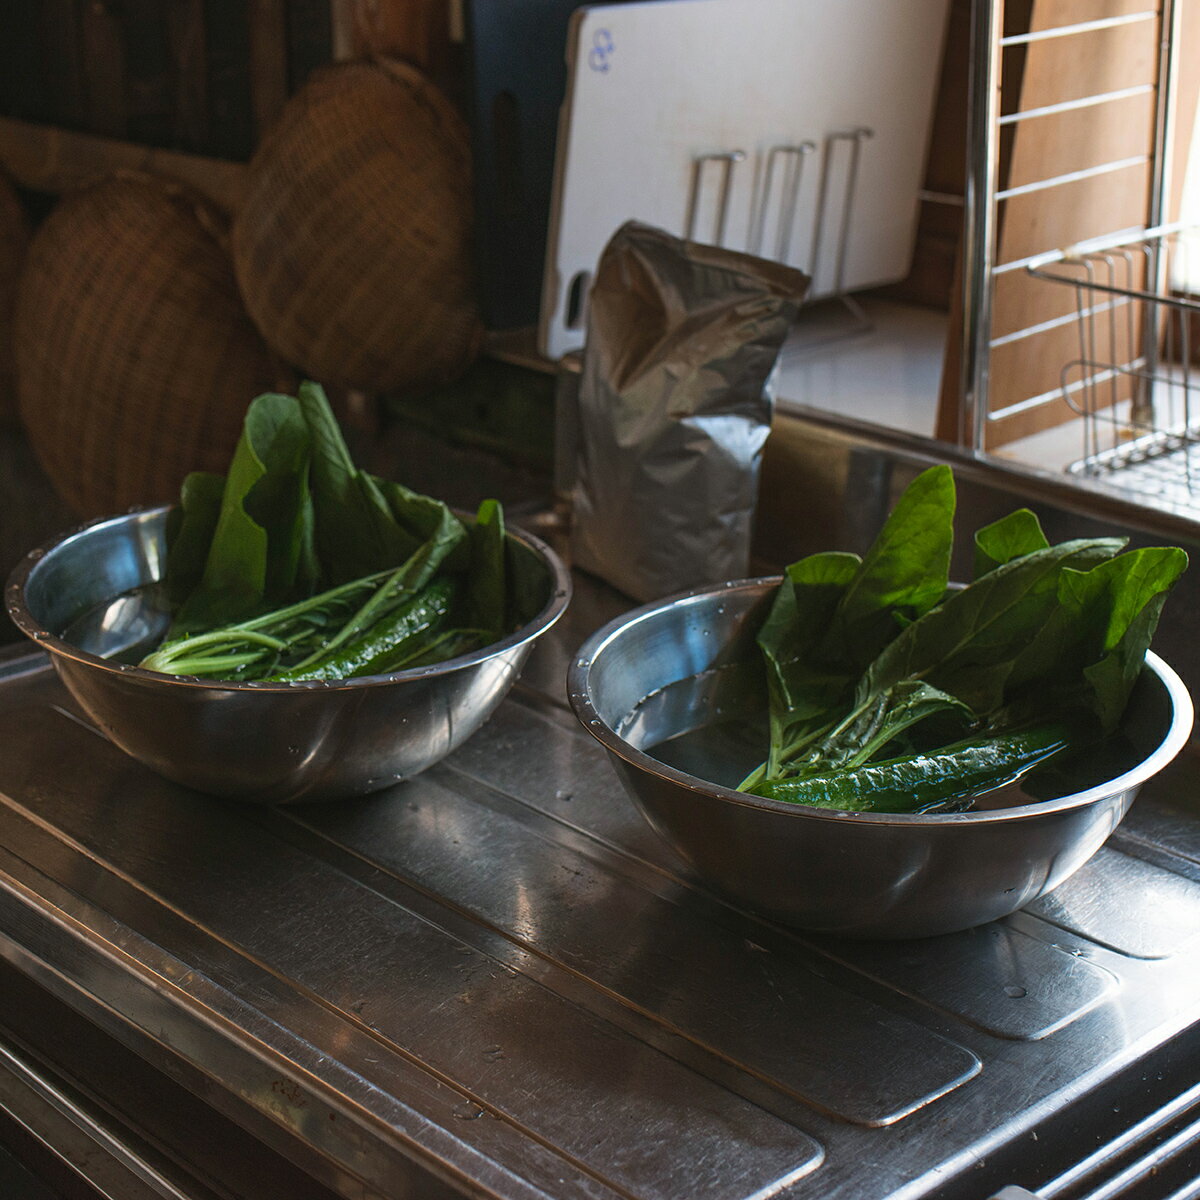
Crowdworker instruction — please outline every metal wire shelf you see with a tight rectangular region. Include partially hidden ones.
[1027,225,1200,509]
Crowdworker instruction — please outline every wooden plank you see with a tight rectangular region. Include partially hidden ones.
[248,0,289,140]
[37,1,87,129]
[983,0,1163,448]
[165,0,211,152]
[940,0,1164,449]
[335,0,464,104]
[81,0,127,139]
[121,0,175,147]
[997,161,1152,265]
[992,257,1153,344]
[338,0,452,68]
[284,0,333,93]
[0,116,247,213]
[1019,0,1161,32]
[988,315,1140,416]
[986,365,1138,447]
[1002,90,1155,190]
[882,198,962,309]
[203,0,254,160]
[999,18,1158,115]
[328,0,357,61]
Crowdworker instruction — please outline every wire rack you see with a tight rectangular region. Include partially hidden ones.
[1027,226,1200,510]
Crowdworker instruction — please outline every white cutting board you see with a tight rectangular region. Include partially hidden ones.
[538,0,950,359]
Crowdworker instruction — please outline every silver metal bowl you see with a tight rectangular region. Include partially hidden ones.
[6,506,571,804]
[568,577,1194,938]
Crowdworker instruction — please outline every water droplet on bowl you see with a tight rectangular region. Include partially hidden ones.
[1004,985,1027,999]
[554,789,573,803]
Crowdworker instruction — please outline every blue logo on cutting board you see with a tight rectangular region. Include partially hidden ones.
[589,28,615,72]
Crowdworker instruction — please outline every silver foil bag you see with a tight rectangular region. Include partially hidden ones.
[570,221,810,602]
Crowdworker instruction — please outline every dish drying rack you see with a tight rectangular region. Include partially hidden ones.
[1027,225,1200,511]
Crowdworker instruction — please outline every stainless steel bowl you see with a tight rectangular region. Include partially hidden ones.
[568,577,1193,938]
[6,506,571,804]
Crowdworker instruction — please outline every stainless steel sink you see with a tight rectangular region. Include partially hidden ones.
[2,410,1200,1199]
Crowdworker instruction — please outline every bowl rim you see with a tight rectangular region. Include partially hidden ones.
[5,504,573,692]
[567,575,1195,827]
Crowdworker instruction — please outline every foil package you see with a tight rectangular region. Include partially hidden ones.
[569,220,810,602]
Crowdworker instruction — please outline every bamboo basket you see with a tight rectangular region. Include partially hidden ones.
[15,172,291,517]
[231,58,482,396]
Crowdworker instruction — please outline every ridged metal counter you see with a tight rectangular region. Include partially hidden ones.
[3,421,1200,1199]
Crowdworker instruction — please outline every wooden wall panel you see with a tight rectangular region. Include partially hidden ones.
[985,1,1161,446]
[937,0,1164,449]
[997,162,1152,265]
[881,0,967,309]
[1000,19,1158,114]
[991,270,1074,346]
[1001,90,1155,191]
[248,0,289,139]
[987,166,1153,445]
[987,310,1140,429]
[330,0,462,105]
[993,245,1151,340]
[81,1,127,139]
[1020,0,1164,30]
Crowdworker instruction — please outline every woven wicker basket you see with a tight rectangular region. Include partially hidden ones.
[15,172,291,518]
[231,58,482,395]
[0,171,29,427]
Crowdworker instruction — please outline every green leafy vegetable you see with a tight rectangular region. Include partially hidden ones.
[743,468,1186,812]
[170,393,317,633]
[271,576,459,681]
[972,508,1049,578]
[748,722,1076,813]
[465,498,508,645]
[747,465,956,786]
[138,383,514,682]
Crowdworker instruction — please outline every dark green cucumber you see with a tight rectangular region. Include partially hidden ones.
[745,722,1075,813]
[271,578,457,681]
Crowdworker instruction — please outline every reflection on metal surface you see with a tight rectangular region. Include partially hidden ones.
[0,1036,197,1200]
[568,577,1189,939]
[4,416,1200,1196]
[820,922,1117,1041]
[282,770,980,1127]
[1025,846,1200,959]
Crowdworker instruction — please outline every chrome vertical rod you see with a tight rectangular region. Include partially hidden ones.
[960,0,1003,452]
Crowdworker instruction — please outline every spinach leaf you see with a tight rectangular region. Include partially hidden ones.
[751,550,860,782]
[1065,546,1189,729]
[164,471,225,609]
[172,393,313,633]
[298,381,462,584]
[973,508,1049,578]
[751,466,957,781]
[758,550,860,715]
[832,463,955,660]
[791,680,974,778]
[743,464,1186,814]
[151,382,511,683]
[865,536,1126,713]
[466,498,508,643]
